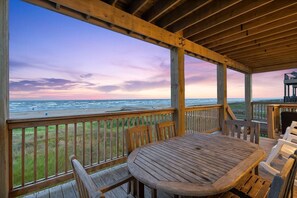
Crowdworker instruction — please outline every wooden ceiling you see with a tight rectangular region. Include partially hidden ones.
[24,0,297,73]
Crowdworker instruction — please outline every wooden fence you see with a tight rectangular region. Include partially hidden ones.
[7,105,222,197]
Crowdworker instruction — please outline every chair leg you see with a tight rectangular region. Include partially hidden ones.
[128,180,131,194]
[151,188,157,198]
[137,181,145,198]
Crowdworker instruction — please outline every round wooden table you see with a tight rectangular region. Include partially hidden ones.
[127,133,265,197]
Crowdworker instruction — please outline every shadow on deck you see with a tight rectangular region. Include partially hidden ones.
[24,136,296,198]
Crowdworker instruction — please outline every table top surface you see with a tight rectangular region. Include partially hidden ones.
[127,133,265,196]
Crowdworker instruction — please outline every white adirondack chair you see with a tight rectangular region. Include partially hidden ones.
[260,121,297,178]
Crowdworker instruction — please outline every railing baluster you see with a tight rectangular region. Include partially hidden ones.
[65,124,68,173]
[74,123,77,157]
[104,121,107,162]
[82,122,85,166]
[55,125,58,176]
[116,119,119,158]
[21,128,25,186]
[97,120,101,163]
[45,126,48,179]
[8,129,13,189]
[34,127,37,182]
[90,121,93,165]
[110,120,113,160]
[122,118,125,156]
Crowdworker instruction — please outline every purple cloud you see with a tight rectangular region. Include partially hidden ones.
[10,78,94,91]
[123,80,170,91]
[80,73,93,78]
[97,85,121,92]
[10,60,34,70]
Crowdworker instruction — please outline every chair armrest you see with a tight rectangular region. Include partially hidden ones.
[278,139,297,148]
[99,174,134,193]
[287,134,297,142]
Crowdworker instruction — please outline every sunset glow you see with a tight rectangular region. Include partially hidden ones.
[9,1,294,100]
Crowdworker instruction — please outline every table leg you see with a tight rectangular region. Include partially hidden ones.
[151,188,157,198]
[137,181,144,198]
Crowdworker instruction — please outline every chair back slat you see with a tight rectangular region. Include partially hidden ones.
[268,154,297,198]
[70,155,101,198]
[156,121,176,141]
[225,120,260,144]
[126,125,153,154]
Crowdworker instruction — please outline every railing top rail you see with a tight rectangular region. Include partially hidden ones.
[251,101,283,104]
[185,104,222,112]
[7,108,175,129]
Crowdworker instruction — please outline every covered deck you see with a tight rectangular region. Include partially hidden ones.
[22,136,295,198]
[1,0,297,197]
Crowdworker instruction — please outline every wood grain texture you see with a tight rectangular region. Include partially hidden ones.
[127,133,265,196]
[156,121,176,141]
[0,0,9,197]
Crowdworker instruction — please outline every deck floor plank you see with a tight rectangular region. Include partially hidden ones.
[24,136,297,198]
[35,189,50,198]
[61,182,77,198]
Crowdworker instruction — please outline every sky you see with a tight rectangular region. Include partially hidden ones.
[9,0,295,100]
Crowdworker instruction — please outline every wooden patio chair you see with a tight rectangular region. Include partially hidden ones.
[125,125,156,197]
[156,121,176,141]
[70,155,134,198]
[126,125,154,154]
[221,151,297,198]
[225,120,260,144]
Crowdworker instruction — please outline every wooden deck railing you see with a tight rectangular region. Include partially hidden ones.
[7,108,174,197]
[267,104,297,138]
[251,101,285,122]
[185,105,221,134]
[7,104,222,197]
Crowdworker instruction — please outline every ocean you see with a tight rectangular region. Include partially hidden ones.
[9,98,282,119]
[10,98,271,113]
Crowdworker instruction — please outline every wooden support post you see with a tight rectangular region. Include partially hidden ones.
[0,0,9,197]
[217,63,227,134]
[267,104,279,139]
[245,73,252,121]
[171,47,185,136]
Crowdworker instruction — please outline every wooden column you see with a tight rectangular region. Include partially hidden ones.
[217,63,227,134]
[0,0,9,197]
[245,73,252,121]
[267,105,278,139]
[171,47,185,136]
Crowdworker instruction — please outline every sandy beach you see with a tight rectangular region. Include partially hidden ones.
[9,106,156,119]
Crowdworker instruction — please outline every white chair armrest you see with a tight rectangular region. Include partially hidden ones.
[278,139,297,148]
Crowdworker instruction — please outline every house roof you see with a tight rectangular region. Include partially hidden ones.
[24,0,297,73]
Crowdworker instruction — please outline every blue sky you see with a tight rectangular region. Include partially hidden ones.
[9,0,293,100]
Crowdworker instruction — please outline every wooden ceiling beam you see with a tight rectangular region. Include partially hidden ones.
[184,0,272,38]
[212,22,297,53]
[24,0,250,73]
[217,29,297,54]
[168,0,241,33]
[142,0,181,23]
[249,57,297,68]
[156,0,211,28]
[203,10,297,48]
[189,0,297,42]
[129,0,149,15]
[252,62,297,73]
[225,37,297,56]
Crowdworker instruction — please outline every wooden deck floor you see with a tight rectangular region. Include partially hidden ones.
[24,136,297,198]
